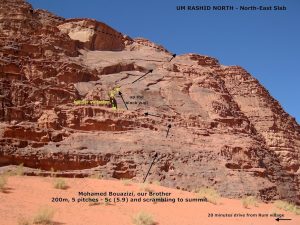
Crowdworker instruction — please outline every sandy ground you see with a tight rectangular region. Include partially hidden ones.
[0,176,299,225]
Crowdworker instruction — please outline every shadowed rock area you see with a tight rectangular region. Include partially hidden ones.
[0,0,299,204]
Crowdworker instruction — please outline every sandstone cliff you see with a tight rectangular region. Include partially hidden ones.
[0,0,299,204]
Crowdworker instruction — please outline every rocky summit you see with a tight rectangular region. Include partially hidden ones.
[0,0,299,204]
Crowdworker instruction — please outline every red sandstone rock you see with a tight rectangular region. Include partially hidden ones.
[0,0,299,205]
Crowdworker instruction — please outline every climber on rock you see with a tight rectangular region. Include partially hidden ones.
[108,86,120,110]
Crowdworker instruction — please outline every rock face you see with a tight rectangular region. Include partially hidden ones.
[58,19,129,51]
[0,0,299,204]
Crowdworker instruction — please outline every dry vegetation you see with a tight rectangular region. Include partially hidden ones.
[88,172,102,179]
[5,164,25,176]
[151,180,161,186]
[139,183,154,193]
[33,206,55,225]
[197,187,220,205]
[18,206,55,225]
[53,178,68,190]
[274,200,300,215]
[0,174,7,192]
[50,168,55,178]
[241,196,259,208]
[15,164,25,176]
[132,211,156,225]
[121,179,132,186]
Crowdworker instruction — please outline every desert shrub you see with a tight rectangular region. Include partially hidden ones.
[139,183,153,193]
[122,179,132,186]
[88,201,101,206]
[132,212,156,225]
[15,163,25,176]
[53,178,68,190]
[151,180,161,186]
[50,168,55,178]
[242,196,259,208]
[0,175,7,192]
[197,187,220,205]
[8,164,25,176]
[36,168,42,176]
[89,172,102,179]
[274,200,300,215]
[33,206,54,224]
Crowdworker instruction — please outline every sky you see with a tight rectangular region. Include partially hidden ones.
[28,0,300,123]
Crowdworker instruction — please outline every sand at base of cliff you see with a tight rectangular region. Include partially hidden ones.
[0,176,299,225]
